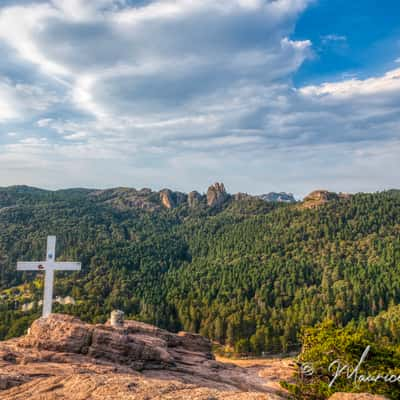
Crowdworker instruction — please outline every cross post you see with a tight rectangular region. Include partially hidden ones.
[17,236,81,317]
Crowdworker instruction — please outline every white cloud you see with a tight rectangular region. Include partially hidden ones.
[0,78,58,122]
[51,0,125,21]
[0,0,312,120]
[300,68,400,98]
[0,4,69,77]
[321,34,347,43]
[0,80,20,120]
[37,118,53,127]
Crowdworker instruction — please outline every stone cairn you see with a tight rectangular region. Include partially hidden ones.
[110,310,124,327]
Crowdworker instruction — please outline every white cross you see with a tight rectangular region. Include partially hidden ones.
[17,236,81,317]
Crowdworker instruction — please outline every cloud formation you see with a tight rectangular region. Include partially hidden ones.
[0,0,399,195]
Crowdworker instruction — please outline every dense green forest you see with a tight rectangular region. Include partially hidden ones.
[0,185,399,355]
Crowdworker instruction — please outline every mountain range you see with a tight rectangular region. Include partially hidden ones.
[0,182,334,212]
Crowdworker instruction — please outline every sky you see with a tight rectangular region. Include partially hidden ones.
[0,0,399,197]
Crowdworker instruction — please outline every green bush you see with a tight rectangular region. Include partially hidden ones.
[285,318,400,399]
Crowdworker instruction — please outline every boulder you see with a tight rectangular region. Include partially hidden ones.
[24,315,93,354]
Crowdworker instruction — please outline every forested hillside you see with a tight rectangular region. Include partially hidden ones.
[0,185,399,354]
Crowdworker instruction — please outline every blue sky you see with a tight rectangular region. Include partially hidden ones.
[294,0,400,84]
[0,0,399,197]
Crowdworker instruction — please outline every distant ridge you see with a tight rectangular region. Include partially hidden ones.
[0,183,364,211]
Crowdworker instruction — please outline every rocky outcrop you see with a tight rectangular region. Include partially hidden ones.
[160,189,188,209]
[0,314,288,399]
[21,314,211,370]
[160,189,175,209]
[234,192,254,201]
[207,182,229,207]
[304,190,338,203]
[188,191,203,208]
[91,187,161,211]
[86,184,301,211]
[258,192,296,203]
[302,190,350,209]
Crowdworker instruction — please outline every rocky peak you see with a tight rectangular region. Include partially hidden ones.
[207,182,229,207]
[159,189,187,209]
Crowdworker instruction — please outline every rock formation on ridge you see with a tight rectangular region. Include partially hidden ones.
[188,190,203,208]
[159,189,188,209]
[234,192,254,201]
[302,190,351,208]
[207,182,229,207]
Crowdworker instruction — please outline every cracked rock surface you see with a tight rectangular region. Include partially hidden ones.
[0,314,289,399]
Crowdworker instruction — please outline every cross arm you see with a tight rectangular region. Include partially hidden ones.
[17,262,46,271]
[53,262,81,271]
